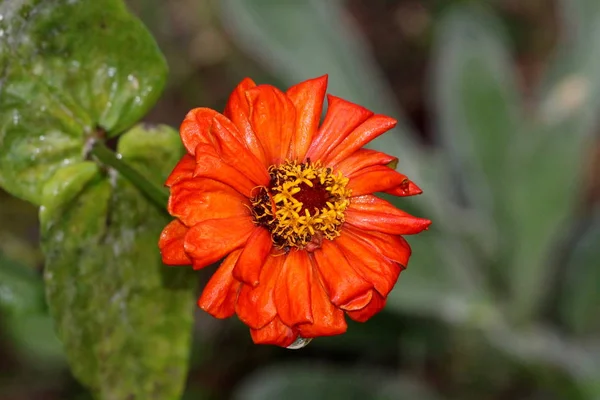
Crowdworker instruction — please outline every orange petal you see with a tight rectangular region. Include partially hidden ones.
[184,216,255,269]
[324,114,397,165]
[296,260,347,338]
[336,232,402,297]
[347,165,410,196]
[274,250,313,327]
[332,149,397,177]
[169,178,250,227]
[305,95,373,162]
[198,249,243,319]
[223,77,268,165]
[246,85,296,165]
[345,195,431,235]
[236,255,283,329]
[286,75,328,161]
[165,155,196,187]
[180,108,218,155]
[233,227,273,286]
[346,291,386,323]
[158,220,191,265]
[340,290,373,311]
[345,226,412,266]
[384,180,423,197]
[311,241,372,307]
[194,143,256,197]
[211,115,270,186]
[249,316,296,347]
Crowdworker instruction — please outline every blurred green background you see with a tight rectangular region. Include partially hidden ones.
[2,0,600,399]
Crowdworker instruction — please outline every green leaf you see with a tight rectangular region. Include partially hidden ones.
[233,364,441,400]
[41,125,195,399]
[430,5,522,271]
[0,252,45,315]
[0,0,167,205]
[559,212,600,336]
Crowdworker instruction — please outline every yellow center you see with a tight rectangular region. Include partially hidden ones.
[250,160,351,251]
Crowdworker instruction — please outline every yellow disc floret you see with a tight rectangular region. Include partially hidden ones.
[250,160,351,251]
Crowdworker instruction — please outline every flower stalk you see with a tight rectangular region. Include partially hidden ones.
[90,140,169,211]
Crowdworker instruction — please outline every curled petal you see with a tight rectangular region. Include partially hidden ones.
[184,216,255,269]
[340,290,372,311]
[250,316,296,347]
[336,232,401,297]
[180,108,219,155]
[346,195,431,235]
[194,144,256,197]
[312,241,372,307]
[223,77,268,164]
[384,180,423,197]
[333,149,397,177]
[159,220,191,265]
[233,227,273,286]
[345,226,411,266]
[236,255,283,329]
[247,85,296,164]
[347,165,411,196]
[305,95,373,162]
[165,155,196,187]
[324,114,397,165]
[346,291,386,323]
[274,250,313,327]
[198,250,242,319]
[286,75,328,161]
[169,178,249,227]
[296,260,347,338]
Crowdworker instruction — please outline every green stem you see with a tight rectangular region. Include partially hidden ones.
[90,141,169,211]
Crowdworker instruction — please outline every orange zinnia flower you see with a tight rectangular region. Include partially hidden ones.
[159,75,431,348]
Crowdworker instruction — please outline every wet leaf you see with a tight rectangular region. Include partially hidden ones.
[41,125,194,399]
[0,0,167,204]
[0,252,45,315]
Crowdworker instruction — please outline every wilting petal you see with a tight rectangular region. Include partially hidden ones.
[165,154,196,187]
[312,241,372,306]
[345,226,411,266]
[305,95,373,162]
[180,108,218,155]
[346,195,431,235]
[211,115,270,186]
[347,165,410,196]
[324,114,397,165]
[159,220,191,265]
[184,216,255,269]
[169,178,250,227]
[250,316,296,347]
[286,75,328,161]
[336,231,402,297]
[296,260,347,338]
[223,77,268,165]
[333,149,397,177]
[198,250,242,319]
[233,227,273,286]
[247,85,296,164]
[384,180,423,197]
[274,250,313,327]
[194,143,256,197]
[236,255,283,329]
[346,291,386,322]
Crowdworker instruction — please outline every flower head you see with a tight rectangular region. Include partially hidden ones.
[159,75,431,347]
